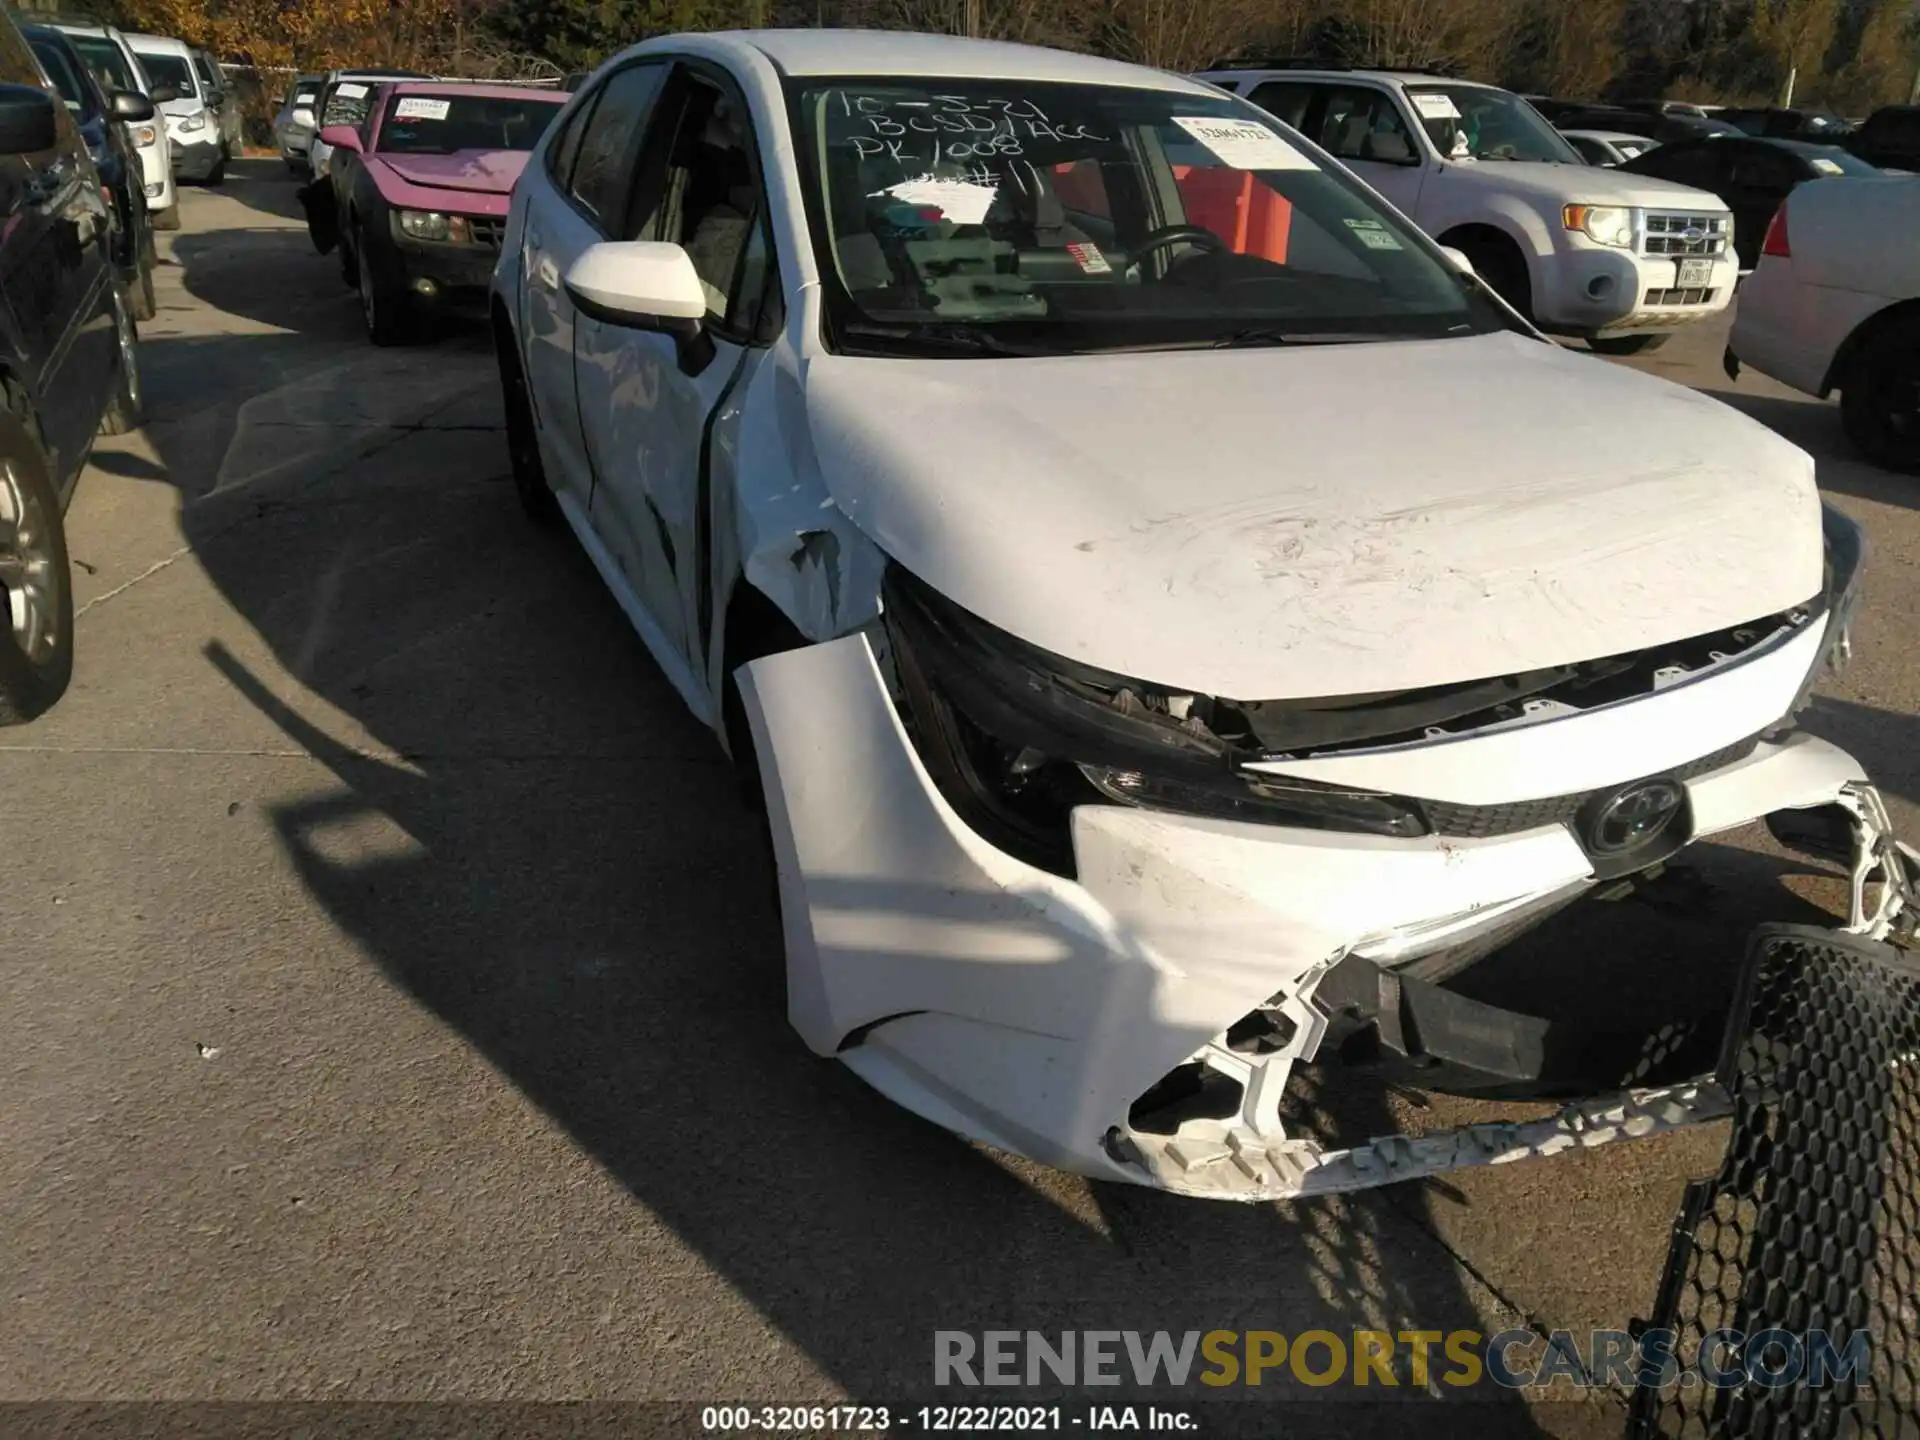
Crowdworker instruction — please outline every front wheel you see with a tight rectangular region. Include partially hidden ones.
[99,290,142,436]
[356,225,413,346]
[1590,333,1669,356]
[1841,319,1920,473]
[1450,235,1534,324]
[0,409,74,725]
[497,331,555,524]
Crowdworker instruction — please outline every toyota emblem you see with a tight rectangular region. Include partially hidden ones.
[1584,780,1686,855]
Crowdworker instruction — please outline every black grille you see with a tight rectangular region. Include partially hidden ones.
[1420,735,1757,839]
[1630,925,1920,1438]
[468,217,502,249]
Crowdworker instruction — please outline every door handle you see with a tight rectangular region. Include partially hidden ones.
[534,254,560,294]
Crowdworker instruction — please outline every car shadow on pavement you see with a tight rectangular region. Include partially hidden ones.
[217,156,311,224]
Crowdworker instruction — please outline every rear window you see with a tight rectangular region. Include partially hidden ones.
[377,92,565,155]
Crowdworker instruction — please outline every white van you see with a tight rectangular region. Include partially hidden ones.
[124,33,225,185]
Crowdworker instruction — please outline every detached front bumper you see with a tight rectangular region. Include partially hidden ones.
[741,625,1900,1200]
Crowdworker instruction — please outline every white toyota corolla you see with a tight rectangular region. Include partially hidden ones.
[492,30,1908,1199]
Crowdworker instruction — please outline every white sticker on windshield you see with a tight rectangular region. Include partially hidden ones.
[1410,91,1461,120]
[1171,116,1316,171]
[1811,157,1844,175]
[870,174,999,225]
[1343,217,1403,250]
[335,82,369,99]
[295,91,315,104]
[394,97,450,121]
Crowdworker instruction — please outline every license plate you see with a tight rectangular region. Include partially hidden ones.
[1677,258,1713,287]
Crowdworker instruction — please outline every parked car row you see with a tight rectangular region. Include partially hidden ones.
[292,78,570,345]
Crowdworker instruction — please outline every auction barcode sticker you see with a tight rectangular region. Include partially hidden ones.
[395,97,451,121]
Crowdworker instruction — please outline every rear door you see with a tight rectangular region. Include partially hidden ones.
[518,60,667,514]
[572,62,781,696]
[1304,83,1428,216]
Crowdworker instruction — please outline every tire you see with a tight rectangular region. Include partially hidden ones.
[0,409,74,725]
[497,328,555,524]
[1451,233,1534,323]
[1589,333,1669,356]
[129,219,156,322]
[1840,318,1920,473]
[355,223,413,346]
[204,156,226,187]
[98,289,142,437]
[337,225,359,289]
[152,203,180,232]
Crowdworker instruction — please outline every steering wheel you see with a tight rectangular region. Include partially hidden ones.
[1132,225,1228,264]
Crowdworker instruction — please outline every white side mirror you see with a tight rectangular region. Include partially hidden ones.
[1439,245,1475,276]
[564,241,707,331]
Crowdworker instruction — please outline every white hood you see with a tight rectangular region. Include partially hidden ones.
[1434,159,1731,212]
[801,331,1822,699]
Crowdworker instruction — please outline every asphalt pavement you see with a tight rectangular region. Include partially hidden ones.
[4,162,1916,1437]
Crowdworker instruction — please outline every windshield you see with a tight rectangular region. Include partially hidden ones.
[1407,85,1581,163]
[789,79,1508,356]
[378,92,564,154]
[68,35,135,95]
[320,80,379,129]
[136,51,197,99]
[30,38,96,117]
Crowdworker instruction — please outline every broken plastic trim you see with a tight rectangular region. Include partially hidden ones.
[882,566,1428,875]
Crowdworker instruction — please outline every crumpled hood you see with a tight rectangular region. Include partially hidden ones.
[801,331,1822,699]
[373,150,529,197]
[1434,159,1732,212]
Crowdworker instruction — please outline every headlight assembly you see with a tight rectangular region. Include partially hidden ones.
[177,111,207,133]
[398,209,450,241]
[132,124,157,147]
[1563,203,1636,248]
[882,567,1428,876]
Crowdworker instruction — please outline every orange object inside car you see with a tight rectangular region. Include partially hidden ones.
[1170,166,1293,263]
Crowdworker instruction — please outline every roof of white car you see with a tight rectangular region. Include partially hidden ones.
[1199,67,1500,89]
[719,28,1215,93]
[1562,129,1650,143]
[123,33,192,53]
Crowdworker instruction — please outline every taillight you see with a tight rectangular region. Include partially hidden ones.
[1762,206,1790,258]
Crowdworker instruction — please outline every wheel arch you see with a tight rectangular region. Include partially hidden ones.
[1823,297,1920,396]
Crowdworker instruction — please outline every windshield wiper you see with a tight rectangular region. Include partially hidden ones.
[838,320,1056,357]
[1210,328,1379,349]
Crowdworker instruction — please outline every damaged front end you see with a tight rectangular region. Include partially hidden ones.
[738,511,1889,1200]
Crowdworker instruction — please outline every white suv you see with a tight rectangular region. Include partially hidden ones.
[1200,65,1738,353]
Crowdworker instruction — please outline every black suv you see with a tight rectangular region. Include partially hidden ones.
[1847,105,1920,172]
[22,23,157,320]
[0,12,141,724]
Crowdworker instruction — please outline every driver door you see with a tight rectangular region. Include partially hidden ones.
[572,63,780,712]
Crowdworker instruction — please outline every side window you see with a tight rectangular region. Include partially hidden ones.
[1247,81,1313,132]
[625,74,775,336]
[568,61,667,229]
[545,88,598,187]
[0,19,47,88]
[1317,86,1418,165]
